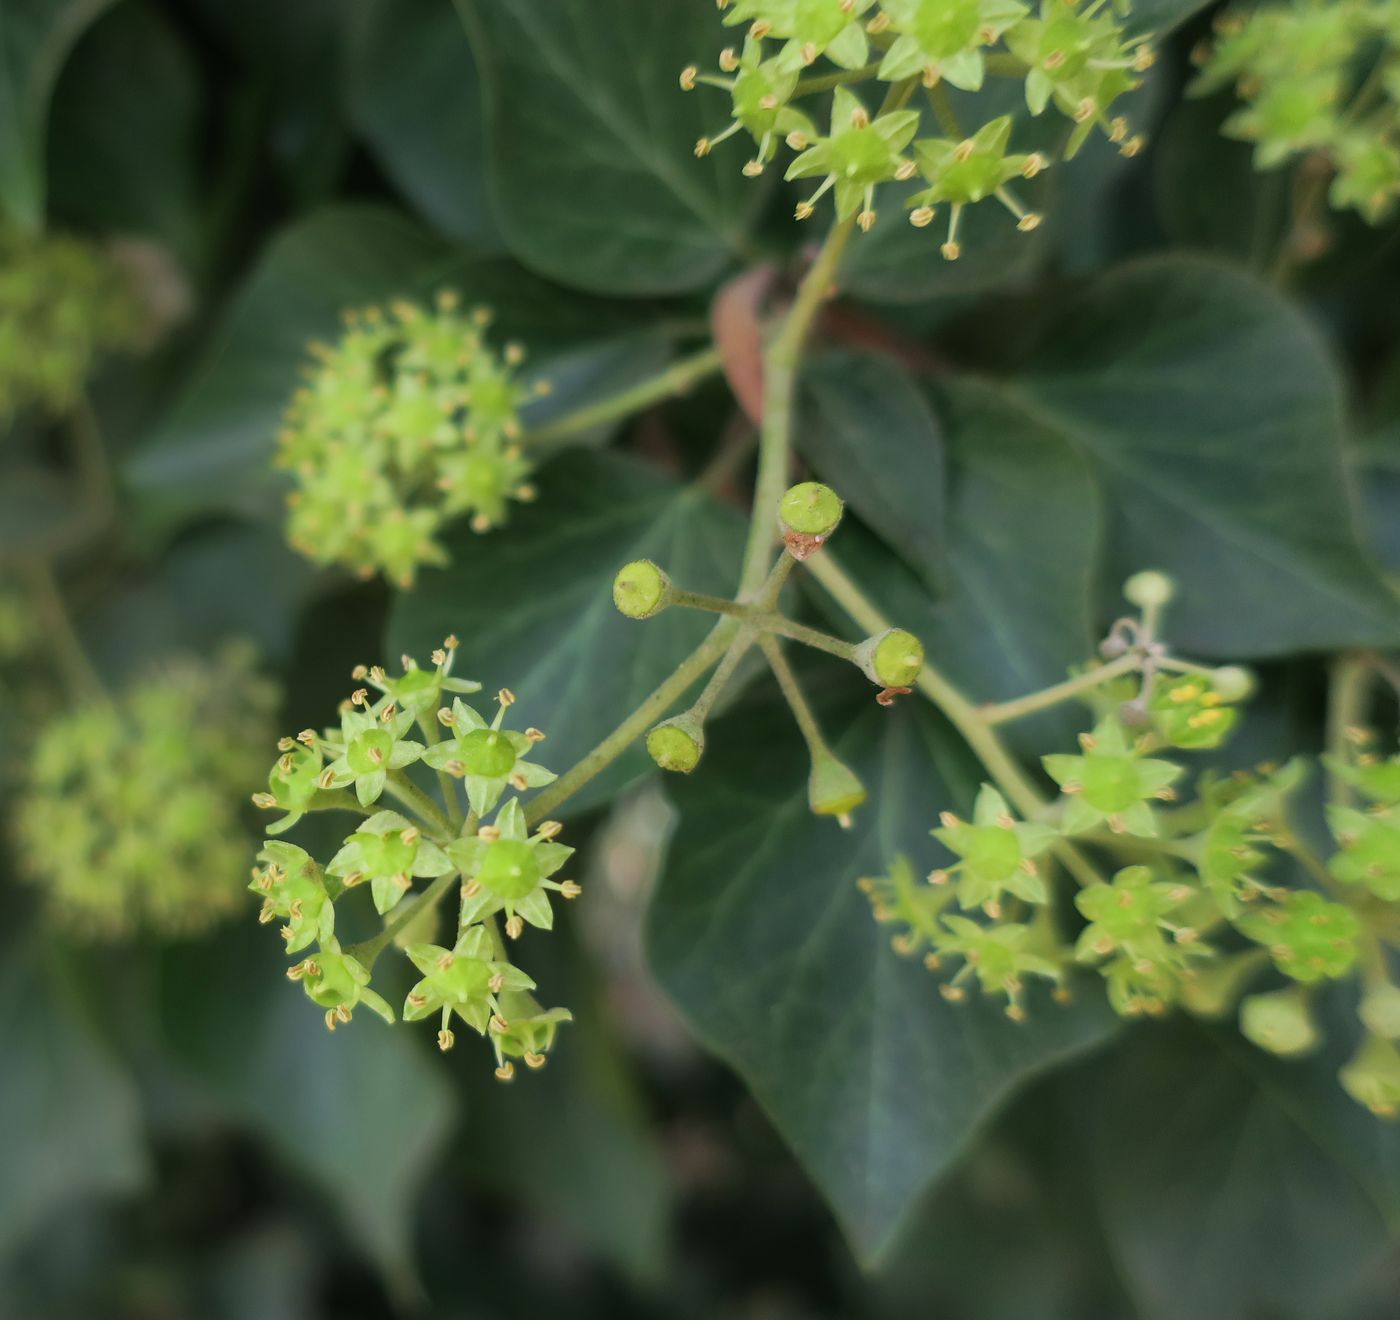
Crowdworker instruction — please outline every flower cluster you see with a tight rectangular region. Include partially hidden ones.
[683,0,1157,256]
[861,573,1400,1117]
[278,293,545,587]
[1193,0,1400,222]
[13,647,275,939]
[612,482,925,825]
[250,638,576,1078]
[0,223,142,421]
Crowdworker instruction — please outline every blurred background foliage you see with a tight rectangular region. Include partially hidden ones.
[3,0,1400,1316]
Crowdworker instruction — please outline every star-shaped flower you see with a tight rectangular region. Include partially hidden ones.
[402,926,536,1037]
[250,840,335,954]
[878,0,1028,91]
[318,695,425,807]
[446,799,578,937]
[931,784,1056,911]
[1044,716,1182,836]
[424,691,555,817]
[326,809,454,914]
[288,940,395,1031]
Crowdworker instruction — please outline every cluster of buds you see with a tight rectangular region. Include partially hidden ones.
[0,222,143,420]
[277,292,546,588]
[13,646,275,939]
[682,0,1158,257]
[613,482,924,825]
[1192,0,1400,223]
[861,571,1400,1118]
[250,639,575,1078]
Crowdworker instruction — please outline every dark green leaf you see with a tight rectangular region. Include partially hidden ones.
[0,0,117,228]
[1090,1023,1400,1320]
[455,0,758,295]
[389,449,743,816]
[1011,256,1400,655]
[0,947,148,1259]
[797,348,945,589]
[157,925,454,1286]
[344,0,501,248]
[46,1,204,263]
[647,686,1118,1262]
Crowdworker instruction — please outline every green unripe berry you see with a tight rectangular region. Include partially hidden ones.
[1123,570,1175,610]
[613,559,673,619]
[1361,984,1400,1041]
[647,714,705,773]
[779,482,843,538]
[808,751,866,821]
[1209,666,1255,702]
[1240,986,1318,1057]
[856,629,924,689]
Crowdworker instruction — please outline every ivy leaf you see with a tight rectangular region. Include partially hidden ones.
[646,687,1117,1263]
[0,947,148,1259]
[1007,256,1400,656]
[125,205,649,533]
[454,0,758,295]
[797,348,946,590]
[1088,1022,1400,1320]
[344,0,501,248]
[828,376,1102,754]
[156,926,454,1288]
[46,1,204,263]
[389,450,743,817]
[0,0,117,228]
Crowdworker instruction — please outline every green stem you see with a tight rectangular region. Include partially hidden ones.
[351,870,460,970]
[794,62,881,95]
[690,630,757,722]
[417,713,464,830]
[979,653,1140,725]
[523,617,739,825]
[805,551,1104,888]
[524,345,724,450]
[757,635,830,758]
[737,77,919,599]
[1326,654,1372,807]
[761,614,858,662]
[672,589,752,618]
[926,82,962,137]
[387,771,453,840]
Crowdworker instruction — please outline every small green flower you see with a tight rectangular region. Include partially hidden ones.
[353,638,482,720]
[289,941,395,1030]
[319,696,425,807]
[936,915,1061,1017]
[719,0,877,71]
[695,36,816,171]
[1044,716,1183,837]
[1236,889,1361,984]
[1324,753,1400,807]
[786,87,922,227]
[447,800,578,936]
[859,855,955,960]
[1240,985,1319,1057]
[402,926,536,1038]
[1148,673,1239,750]
[931,785,1056,911]
[1074,865,1199,972]
[257,737,326,835]
[423,691,555,817]
[1327,803,1400,902]
[808,748,867,821]
[250,841,335,954]
[1193,759,1304,914]
[327,810,454,915]
[491,991,573,1076]
[878,0,1028,91]
[906,116,1044,254]
[1330,133,1400,223]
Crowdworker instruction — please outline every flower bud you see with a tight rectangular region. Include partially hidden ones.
[646,713,705,773]
[1123,570,1175,610]
[808,751,866,822]
[854,629,924,689]
[1178,949,1267,1019]
[1240,986,1319,1057]
[612,559,673,619]
[1209,666,1255,702]
[778,482,843,539]
[1340,1034,1400,1117]
[1361,983,1400,1041]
